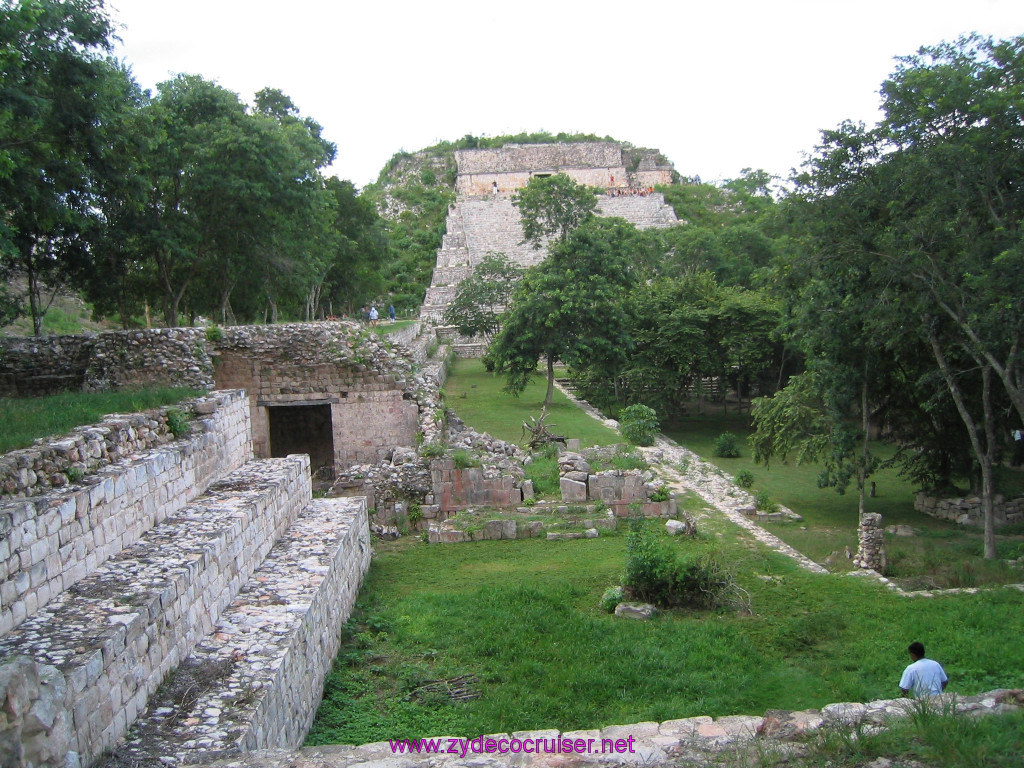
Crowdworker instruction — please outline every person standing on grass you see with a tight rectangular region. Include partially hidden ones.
[899,641,948,697]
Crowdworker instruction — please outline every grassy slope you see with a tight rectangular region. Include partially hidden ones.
[309,526,1024,745]
[665,410,1024,586]
[443,359,620,448]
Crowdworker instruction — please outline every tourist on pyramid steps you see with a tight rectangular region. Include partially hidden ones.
[899,642,948,697]
[369,306,379,327]
[388,304,396,323]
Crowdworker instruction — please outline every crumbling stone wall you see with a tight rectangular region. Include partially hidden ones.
[0,329,214,398]
[558,450,676,517]
[915,492,1024,527]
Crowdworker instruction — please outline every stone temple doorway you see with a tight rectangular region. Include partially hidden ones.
[267,403,335,484]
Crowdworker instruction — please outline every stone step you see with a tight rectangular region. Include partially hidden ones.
[104,496,371,765]
[0,455,312,766]
[0,390,251,636]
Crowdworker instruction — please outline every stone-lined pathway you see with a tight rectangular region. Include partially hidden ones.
[552,382,826,575]
[555,381,1024,598]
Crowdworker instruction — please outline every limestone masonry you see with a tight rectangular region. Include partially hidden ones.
[421,142,679,327]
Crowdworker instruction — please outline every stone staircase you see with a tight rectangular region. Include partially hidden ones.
[420,192,677,325]
[0,392,371,768]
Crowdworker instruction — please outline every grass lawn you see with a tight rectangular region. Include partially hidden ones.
[665,407,1024,588]
[372,319,417,336]
[443,359,620,448]
[0,387,205,453]
[308,523,1024,746]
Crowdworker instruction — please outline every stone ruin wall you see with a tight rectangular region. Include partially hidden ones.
[210,325,423,471]
[455,142,673,196]
[0,322,442,475]
[0,390,252,637]
[915,492,1024,527]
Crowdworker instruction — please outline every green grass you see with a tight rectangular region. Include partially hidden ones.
[665,408,1024,587]
[0,387,205,453]
[443,359,620,448]
[308,523,1024,746]
[372,319,417,336]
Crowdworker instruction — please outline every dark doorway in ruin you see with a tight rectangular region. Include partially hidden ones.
[267,404,334,483]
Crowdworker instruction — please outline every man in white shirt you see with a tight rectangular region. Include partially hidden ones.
[899,641,948,697]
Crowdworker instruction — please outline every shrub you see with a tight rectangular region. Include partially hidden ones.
[408,504,423,525]
[610,447,648,471]
[619,404,659,446]
[649,486,670,502]
[164,407,191,439]
[420,441,446,458]
[754,491,777,513]
[713,432,741,458]
[735,469,755,488]
[624,522,745,610]
[601,586,624,613]
[204,324,223,342]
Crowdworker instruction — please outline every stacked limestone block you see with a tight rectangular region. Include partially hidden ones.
[0,456,311,765]
[0,391,251,638]
[915,492,1024,527]
[558,451,677,517]
[853,512,887,571]
[107,497,371,764]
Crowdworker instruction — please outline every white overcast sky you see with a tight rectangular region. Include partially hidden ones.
[108,0,1023,190]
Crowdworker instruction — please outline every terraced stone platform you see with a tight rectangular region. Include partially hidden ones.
[0,456,312,763]
[104,497,370,766]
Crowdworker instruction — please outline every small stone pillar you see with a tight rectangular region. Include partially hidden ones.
[853,512,887,571]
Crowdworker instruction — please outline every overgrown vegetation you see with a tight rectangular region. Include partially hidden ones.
[618,404,659,446]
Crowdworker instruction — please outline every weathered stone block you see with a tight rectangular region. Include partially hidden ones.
[560,478,587,502]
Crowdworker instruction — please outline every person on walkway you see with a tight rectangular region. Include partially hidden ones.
[899,642,948,697]
[388,304,396,322]
[369,306,379,327]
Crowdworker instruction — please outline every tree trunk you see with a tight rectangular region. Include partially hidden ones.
[927,322,999,558]
[544,354,555,407]
[858,377,870,517]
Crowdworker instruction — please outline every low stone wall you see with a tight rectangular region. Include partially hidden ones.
[915,492,1024,527]
[431,459,524,512]
[558,451,674,515]
[0,328,213,398]
[0,390,251,636]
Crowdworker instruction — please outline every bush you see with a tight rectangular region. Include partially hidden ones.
[649,486,670,502]
[754,490,777,513]
[420,441,446,458]
[735,469,755,488]
[601,586,624,613]
[619,404,659,446]
[204,324,223,342]
[164,407,191,439]
[713,432,741,458]
[623,522,743,610]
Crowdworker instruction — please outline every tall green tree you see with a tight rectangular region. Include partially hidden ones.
[0,0,118,334]
[771,34,1024,558]
[442,252,522,340]
[486,218,643,406]
[512,173,597,248]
